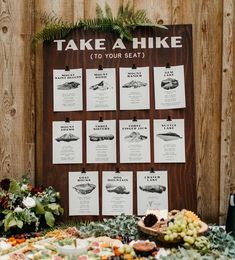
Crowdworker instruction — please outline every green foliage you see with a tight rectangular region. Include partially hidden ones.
[161,227,235,260]
[206,226,235,258]
[105,2,113,19]
[34,1,167,43]
[79,214,141,240]
[2,208,39,232]
[45,211,55,227]
[8,180,21,194]
[0,176,63,234]
[95,4,104,19]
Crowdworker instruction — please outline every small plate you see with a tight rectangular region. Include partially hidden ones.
[56,239,89,256]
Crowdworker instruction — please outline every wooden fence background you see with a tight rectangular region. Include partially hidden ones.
[0,0,234,224]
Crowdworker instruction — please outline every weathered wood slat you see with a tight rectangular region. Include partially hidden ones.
[73,0,85,21]
[84,0,122,19]
[231,0,235,194]
[171,0,193,24]
[34,0,79,184]
[134,0,172,25]
[192,0,223,223]
[219,0,234,224]
[0,0,35,182]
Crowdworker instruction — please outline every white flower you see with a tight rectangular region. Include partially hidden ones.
[23,197,36,208]
[21,184,28,191]
[14,206,23,212]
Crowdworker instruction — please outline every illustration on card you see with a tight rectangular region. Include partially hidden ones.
[53,121,82,164]
[122,80,147,89]
[125,131,148,143]
[73,183,96,195]
[157,132,182,141]
[139,184,166,194]
[53,69,83,111]
[89,133,114,142]
[86,120,116,163]
[57,81,80,90]
[120,119,150,163]
[137,171,168,215]
[102,171,133,215]
[90,81,113,90]
[119,67,150,110]
[86,68,116,111]
[154,65,185,109]
[161,78,179,90]
[55,133,79,142]
[154,119,185,163]
[105,183,130,194]
[69,171,99,216]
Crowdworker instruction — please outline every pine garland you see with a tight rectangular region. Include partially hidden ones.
[34,1,167,43]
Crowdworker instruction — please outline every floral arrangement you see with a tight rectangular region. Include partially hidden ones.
[0,176,63,233]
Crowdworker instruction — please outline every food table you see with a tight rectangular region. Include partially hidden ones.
[1,212,235,260]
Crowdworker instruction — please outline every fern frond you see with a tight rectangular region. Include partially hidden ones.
[96,3,104,19]
[105,2,113,18]
[34,0,167,43]
[132,10,151,24]
[33,22,79,43]
[35,11,64,26]
[112,24,133,40]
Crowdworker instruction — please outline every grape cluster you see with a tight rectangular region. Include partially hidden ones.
[118,245,136,257]
[194,236,210,252]
[164,213,201,247]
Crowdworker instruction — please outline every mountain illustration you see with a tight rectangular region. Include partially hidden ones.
[55,133,79,142]
[105,184,130,194]
[125,131,148,143]
[57,81,80,90]
[90,81,112,90]
[122,80,147,88]
[161,78,178,90]
[139,184,166,193]
[73,183,96,195]
[89,133,114,141]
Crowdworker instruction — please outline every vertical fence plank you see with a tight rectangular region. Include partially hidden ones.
[34,0,79,184]
[0,0,35,182]
[73,0,85,21]
[192,0,222,223]
[134,0,172,24]
[232,2,235,193]
[170,0,223,223]
[171,0,193,24]
[220,0,235,224]
[84,0,122,19]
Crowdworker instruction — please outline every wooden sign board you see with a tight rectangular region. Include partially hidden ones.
[43,25,196,220]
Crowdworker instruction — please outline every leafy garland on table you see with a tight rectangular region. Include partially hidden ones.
[34,1,167,43]
[78,213,141,242]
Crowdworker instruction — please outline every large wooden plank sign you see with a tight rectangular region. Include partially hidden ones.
[43,25,197,220]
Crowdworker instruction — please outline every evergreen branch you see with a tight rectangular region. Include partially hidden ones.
[33,1,167,43]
